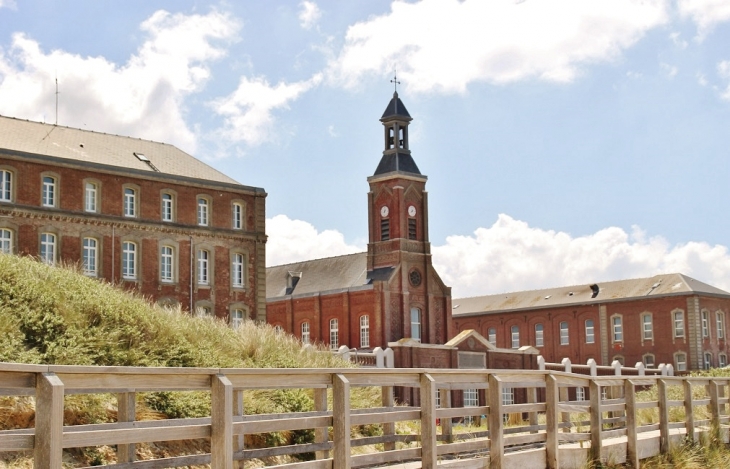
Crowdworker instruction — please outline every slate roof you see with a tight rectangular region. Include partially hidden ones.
[381,92,411,120]
[452,273,730,317]
[0,115,247,188]
[373,152,421,176]
[266,252,395,299]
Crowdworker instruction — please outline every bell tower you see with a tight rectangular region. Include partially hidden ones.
[367,91,451,345]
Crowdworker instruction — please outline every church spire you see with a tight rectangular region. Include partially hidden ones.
[373,92,421,176]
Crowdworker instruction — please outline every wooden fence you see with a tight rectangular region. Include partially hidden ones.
[0,362,729,469]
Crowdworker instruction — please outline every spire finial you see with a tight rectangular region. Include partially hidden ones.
[390,69,401,94]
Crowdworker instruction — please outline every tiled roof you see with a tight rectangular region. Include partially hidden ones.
[381,92,411,120]
[0,115,243,187]
[267,252,394,299]
[452,273,730,317]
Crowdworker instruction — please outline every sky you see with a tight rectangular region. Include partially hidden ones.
[1,0,730,298]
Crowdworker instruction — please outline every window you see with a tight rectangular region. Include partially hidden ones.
[0,169,11,202]
[408,218,416,240]
[196,305,213,317]
[122,242,137,280]
[675,352,687,372]
[702,310,710,338]
[704,352,713,370]
[720,354,727,368]
[40,232,56,265]
[231,309,245,330]
[585,319,595,344]
[559,321,569,345]
[613,355,625,366]
[642,314,653,340]
[123,187,136,217]
[330,319,339,350]
[380,218,389,241]
[717,312,725,339]
[674,310,685,338]
[301,322,310,345]
[82,237,98,277]
[535,323,544,347]
[197,197,209,226]
[231,253,245,288]
[575,387,585,402]
[42,176,56,207]
[488,327,496,347]
[360,315,370,348]
[161,193,174,222]
[197,249,209,285]
[274,325,283,333]
[463,388,478,425]
[511,325,520,349]
[502,387,514,406]
[84,181,98,213]
[160,246,174,283]
[232,202,244,230]
[612,316,623,342]
[0,228,12,254]
[643,354,655,368]
[410,307,421,342]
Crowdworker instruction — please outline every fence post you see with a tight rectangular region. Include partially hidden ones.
[117,392,136,463]
[333,374,351,469]
[211,374,233,469]
[545,374,559,469]
[527,384,538,433]
[35,372,64,469]
[382,386,396,451]
[587,359,597,377]
[440,388,453,443]
[384,348,394,368]
[314,388,330,459]
[709,380,720,429]
[560,358,571,432]
[233,390,244,468]
[624,379,638,469]
[634,362,645,376]
[589,379,602,464]
[487,374,504,469]
[420,373,437,469]
[658,379,670,453]
[538,355,546,371]
[683,379,695,443]
[373,347,384,368]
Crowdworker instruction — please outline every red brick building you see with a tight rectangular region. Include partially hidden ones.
[0,115,267,324]
[266,92,453,350]
[452,274,730,372]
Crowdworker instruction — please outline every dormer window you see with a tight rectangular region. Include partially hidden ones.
[286,271,302,295]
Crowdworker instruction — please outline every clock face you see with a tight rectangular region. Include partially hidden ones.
[408,205,416,217]
[380,206,389,217]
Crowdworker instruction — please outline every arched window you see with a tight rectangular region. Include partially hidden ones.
[488,327,496,346]
[410,307,421,342]
[42,175,57,207]
[84,180,98,213]
[717,312,725,339]
[0,169,12,202]
[40,232,56,266]
[197,249,210,285]
[535,323,544,347]
[360,315,370,348]
[160,245,174,283]
[230,309,245,330]
[329,319,339,350]
[301,322,310,345]
[0,228,13,254]
[675,352,687,372]
[82,237,98,277]
[231,252,245,288]
[511,325,520,349]
[122,241,137,280]
[161,192,174,222]
[704,352,713,370]
[123,187,137,217]
[197,197,210,226]
[559,322,569,345]
[643,354,655,368]
[232,202,244,229]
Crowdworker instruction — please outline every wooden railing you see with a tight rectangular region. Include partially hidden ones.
[1,363,729,469]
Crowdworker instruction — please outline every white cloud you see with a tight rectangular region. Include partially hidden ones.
[298,1,322,30]
[719,60,730,100]
[208,73,322,148]
[678,0,730,40]
[328,0,670,93]
[432,214,730,298]
[661,62,678,77]
[697,71,708,86]
[0,0,16,9]
[0,10,239,153]
[266,214,363,267]
[669,31,688,49]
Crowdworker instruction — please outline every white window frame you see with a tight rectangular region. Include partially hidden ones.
[0,169,11,202]
[575,387,586,402]
[329,318,339,350]
[122,241,137,280]
[0,228,12,254]
[161,193,174,222]
[410,307,421,342]
[40,232,56,265]
[702,310,710,338]
[301,322,310,344]
[674,310,685,338]
[360,315,370,348]
[84,181,98,213]
[231,252,244,288]
[717,312,725,340]
[463,388,478,425]
[197,249,210,286]
[231,309,244,330]
[675,352,687,372]
[232,202,243,230]
[559,321,569,345]
[704,352,713,370]
[160,245,174,283]
[123,187,136,217]
[82,237,98,277]
[502,387,514,405]
[643,354,655,368]
[585,319,595,344]
[720,354,727,368]
[535,323,544,347]
[197,197,209,226]
[642,313,653,340]
[42,176,56,207]
[488,327,496,347]
[511,325,520,349]
[611,315,623,343]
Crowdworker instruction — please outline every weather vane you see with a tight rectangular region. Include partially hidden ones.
[390,69,401,93]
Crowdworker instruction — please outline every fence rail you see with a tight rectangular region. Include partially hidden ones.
[0,362,728,469]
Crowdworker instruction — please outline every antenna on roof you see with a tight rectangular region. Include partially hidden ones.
[54,75,59,126]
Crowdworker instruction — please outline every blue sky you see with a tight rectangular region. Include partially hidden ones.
[1,0,730,297]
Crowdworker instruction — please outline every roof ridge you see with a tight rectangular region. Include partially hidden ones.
[267,251,366,269]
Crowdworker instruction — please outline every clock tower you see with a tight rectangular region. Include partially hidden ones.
[367,92,452,345]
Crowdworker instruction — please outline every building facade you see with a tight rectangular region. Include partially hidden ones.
[452,274,730,372]
[266,92,453,350]
[0,116,267,324]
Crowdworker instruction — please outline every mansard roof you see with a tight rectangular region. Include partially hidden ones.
[452,273,730,317]
[266,252,395,299]
[0,115,257,190]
